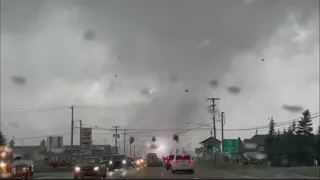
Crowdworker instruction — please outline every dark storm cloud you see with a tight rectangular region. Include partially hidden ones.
[83,29,96,41]
[1,0,318,144]
[11,76,27,85]
[227,86,241,94]
[283,104,304,113]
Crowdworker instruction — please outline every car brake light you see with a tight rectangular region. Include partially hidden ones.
[174,160,178,164]
[189,160,194,163]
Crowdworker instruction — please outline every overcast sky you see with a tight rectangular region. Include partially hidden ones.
[1,0,319,152]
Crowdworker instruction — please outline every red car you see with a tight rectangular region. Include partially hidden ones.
[164,155,174,170]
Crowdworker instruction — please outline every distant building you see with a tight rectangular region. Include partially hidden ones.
[12,144,113,163]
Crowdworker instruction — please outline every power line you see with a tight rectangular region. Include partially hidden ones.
[1,106,69,115]
[11,114,319,141]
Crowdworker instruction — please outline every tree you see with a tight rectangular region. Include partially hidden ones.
[268,117,276,136]
[0,132,7,146]
[288,121,296,135]
[296,110,313,136]
[317,125,320,135]
[9,140,14,148]
[265,117,276,161]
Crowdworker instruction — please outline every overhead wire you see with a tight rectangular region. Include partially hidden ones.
[8,113,319,141]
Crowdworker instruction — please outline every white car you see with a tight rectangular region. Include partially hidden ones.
[170,154,195,174]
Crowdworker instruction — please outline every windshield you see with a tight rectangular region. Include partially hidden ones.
[112,155,126,160]
[2,0,319,179]
[168,155,174,160]
[176,155,191,160]
[103,156,112,161]
[82,158,100,164]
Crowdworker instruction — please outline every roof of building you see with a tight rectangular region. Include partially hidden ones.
[199,136,221,145]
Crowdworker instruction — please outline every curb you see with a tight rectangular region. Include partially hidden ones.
[292,174,320,179]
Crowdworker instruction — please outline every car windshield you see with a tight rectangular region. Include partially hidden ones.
[103,156,112,160]
[82,158,100,164]
[176,155,191,160]
[112,155,126,160]
[168,155,174,160]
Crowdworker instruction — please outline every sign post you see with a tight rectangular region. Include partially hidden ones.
[222,139,238,153]
[81,128,93,156]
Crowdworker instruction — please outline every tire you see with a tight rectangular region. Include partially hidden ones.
[190,170,194,174]
[74,177,78,180]
[171,170,176,174]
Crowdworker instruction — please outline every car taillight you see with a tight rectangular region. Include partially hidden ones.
[189,160,194,163]
[173,160,178,164]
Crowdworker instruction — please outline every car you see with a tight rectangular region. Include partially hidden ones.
[133,158,145,168]
[0,147,32,180]
[170,154,195,174]
[73,157,107,179]
[164,155,174,170]
[146,153,162,167]
[108,154,129,171]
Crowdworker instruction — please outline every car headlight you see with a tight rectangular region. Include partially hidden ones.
[109,161,112,165]
[0,162,6,168]
[122,160,127,164]
[74,167,80,172]
[94,167,99,171]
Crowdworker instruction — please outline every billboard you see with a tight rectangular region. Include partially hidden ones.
[81,128,92,156]
[47,136,63,153]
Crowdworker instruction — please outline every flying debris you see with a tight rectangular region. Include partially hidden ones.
[282,104,304,113]
[227,86,241,94]
[118,56,121,60]
[185,89,189,92]
[209,80,218,87]
[261,58,265,62]
[114,74,118,78]
[141,88,156,96]
[11,76,27,85]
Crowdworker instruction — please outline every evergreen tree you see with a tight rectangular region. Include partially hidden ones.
[296,110,313,136]
[0,132,7,146]
[268,117,276,136]
[288,121,296,135]
[282,127,287,134]
[265,117,276,161]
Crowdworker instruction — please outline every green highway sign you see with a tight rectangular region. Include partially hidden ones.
[222,139,238,153]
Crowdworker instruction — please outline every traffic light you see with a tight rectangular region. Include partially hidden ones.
[173,134,179,142]
[152,136,156,142]
[129,137,135,144]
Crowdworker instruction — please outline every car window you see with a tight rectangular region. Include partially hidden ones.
[176,155,191,160]
[112,155,126,160]
[83,158,100,164]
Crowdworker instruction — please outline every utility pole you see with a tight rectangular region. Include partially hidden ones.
[123,129,126,155]
[221,112,225,140]
[112,126,120,154]
[70,106,74,162]
[129,143,132,158]
[207,97,220,140]
[133,144,136,158]
[79,119,82,158]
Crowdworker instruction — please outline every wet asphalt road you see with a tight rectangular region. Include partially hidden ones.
[34,164,318,179]
[34,164,257,179]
